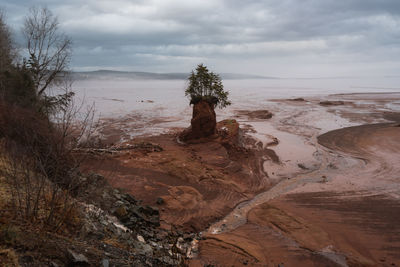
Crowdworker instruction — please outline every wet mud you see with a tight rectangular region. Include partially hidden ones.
[85,92,400,266]
[195,93,400,266]
[84,121,273,232]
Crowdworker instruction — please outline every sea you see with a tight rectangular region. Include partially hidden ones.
[72,76,400,135]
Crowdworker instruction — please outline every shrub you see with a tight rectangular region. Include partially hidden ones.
[0,101,94,231]
[0,65,37,109]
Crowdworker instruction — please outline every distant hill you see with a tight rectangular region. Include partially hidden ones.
[221,73,277,80]
[72,70,277,80]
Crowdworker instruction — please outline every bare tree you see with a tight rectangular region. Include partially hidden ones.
[22,7,72,99]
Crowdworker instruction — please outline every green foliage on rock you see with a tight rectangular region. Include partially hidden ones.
[185,64,231,109]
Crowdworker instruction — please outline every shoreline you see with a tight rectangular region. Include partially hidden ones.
[84,92,400,266]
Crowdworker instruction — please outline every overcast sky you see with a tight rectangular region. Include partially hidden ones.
[2,0,400,77]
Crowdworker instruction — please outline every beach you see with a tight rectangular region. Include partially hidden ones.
[75,77,400,266]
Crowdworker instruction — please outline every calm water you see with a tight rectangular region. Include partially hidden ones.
[73,77,400,119]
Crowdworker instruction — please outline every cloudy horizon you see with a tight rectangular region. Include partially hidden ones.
[1,0,400,77]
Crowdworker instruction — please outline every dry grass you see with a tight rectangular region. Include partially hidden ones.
[0,248,20,267]
[0,151,19,266]
[0,153,12,212]
[103,237,130,250]
[0,176,9,209]
[0,148,82,233]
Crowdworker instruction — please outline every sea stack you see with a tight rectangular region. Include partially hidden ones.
[179,100,217,141]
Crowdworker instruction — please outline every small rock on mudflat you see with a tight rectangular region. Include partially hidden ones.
[67,249,89,266]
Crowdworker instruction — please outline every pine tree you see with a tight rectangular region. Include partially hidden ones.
[185,64,231,109]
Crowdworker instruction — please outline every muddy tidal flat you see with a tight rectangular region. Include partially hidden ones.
[81,85,400,266]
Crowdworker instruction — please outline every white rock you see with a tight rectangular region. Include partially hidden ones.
[137,235,145,243]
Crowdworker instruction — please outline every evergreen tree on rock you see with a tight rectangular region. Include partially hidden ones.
[180,64,231,141]
[185,64,231,109]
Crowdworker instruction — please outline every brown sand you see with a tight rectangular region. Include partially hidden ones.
[194,94,400,266]
[83,93,400,266]
[84,121,273,232]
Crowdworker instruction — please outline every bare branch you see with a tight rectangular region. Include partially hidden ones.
[22,7,72,98]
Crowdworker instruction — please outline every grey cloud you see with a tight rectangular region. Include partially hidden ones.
[1,0,399,76]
